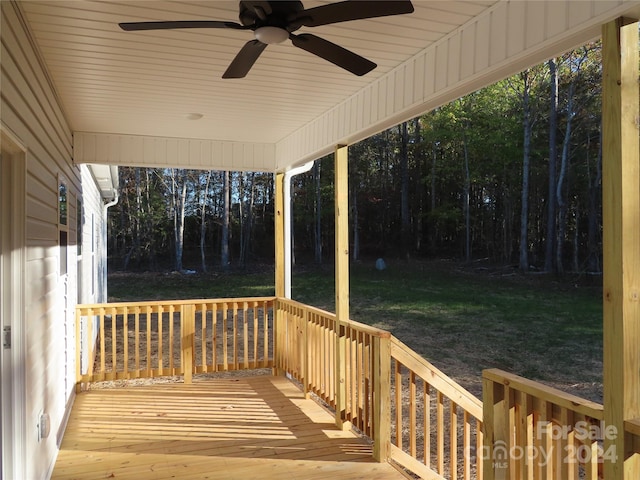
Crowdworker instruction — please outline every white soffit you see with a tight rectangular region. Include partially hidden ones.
[86,163,118,200]
[19,0,640,172]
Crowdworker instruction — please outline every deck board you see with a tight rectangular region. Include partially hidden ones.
[52,375,405,479]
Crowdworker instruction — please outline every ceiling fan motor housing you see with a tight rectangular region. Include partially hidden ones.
[239,1,305,31]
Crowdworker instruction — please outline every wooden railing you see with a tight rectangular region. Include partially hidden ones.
[626,418,640,458]
[390,337,484,480]
[274,299,482,479]
[77,296,624,480]
[75,297,275,389]
[482,369,605,480]
[274,298,391,444]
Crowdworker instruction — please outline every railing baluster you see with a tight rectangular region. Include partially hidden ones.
[99,307,105,378]
[252,302,258,368]
[222,302,228,370]
[424,382,431,468]
[211,303,219,372]
[242,302,248,369]
[233,302,239,370]
[157,305,163,375]
[134,306,140,376]
[437,390,444,475]
[463,410,470,480]
[395,360,403,449]
[409,370,416,457]
[476,418,483,480]
[450,400,458,480]
[145,305,151,377]
[168,304,174,372]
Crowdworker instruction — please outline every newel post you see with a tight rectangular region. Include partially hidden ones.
[482,371,510,480]
[181,304,195,384]
[602,16,640,480]
[372,333,391,462]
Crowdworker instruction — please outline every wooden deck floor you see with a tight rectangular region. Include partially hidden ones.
[52,374,405,480]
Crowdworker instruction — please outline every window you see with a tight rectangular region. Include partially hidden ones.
[58,176,68,276]
[77,198,83,256]
[58,182,67,226]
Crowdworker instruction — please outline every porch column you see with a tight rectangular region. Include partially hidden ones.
[274,172,285,375]
[334,144,350,430]
[602,16,640,480]
[275,172,285,298]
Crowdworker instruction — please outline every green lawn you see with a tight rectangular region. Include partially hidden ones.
[108,260,603,402]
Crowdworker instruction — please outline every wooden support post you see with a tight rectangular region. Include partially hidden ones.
[602,16,640,480]
[334,144,351,430]
[274,173,285,375]
[181,304,195,384]
[75,308,82,392]
[482,375,509,480]
[372,333,391,462]
[275,172,285,298]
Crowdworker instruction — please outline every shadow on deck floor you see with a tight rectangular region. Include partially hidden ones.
[52,374,406,479]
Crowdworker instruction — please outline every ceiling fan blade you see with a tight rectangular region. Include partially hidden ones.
[119,20,247,31]
[290,33,376,76]
[222,40,268,78]
[293,1,413,28]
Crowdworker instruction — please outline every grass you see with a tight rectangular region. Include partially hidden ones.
[107,259,603,402]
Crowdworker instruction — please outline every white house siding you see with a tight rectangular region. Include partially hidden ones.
[1,3,108,478]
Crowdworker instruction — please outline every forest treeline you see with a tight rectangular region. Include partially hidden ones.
[108,42,607,274]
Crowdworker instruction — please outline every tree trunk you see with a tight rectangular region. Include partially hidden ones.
[556,82,575,274]
[399,122,410,259]
[172,169,188,272]
[242,172,256,267]
[200,170,212,273]
[462,130,471,264]
[544,58,558,273]
[430,142,437,253]
[314,160,322,264]
[519,70,532,273]
[413,117,424,253]
[350,160,360,262]
[586,134,602,272]
[221,170,230,270]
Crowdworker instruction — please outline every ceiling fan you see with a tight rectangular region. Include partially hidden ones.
[119,1,414,78]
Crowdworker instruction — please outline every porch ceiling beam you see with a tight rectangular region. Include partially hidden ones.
[74,132,277,172]
[602,16,640,480]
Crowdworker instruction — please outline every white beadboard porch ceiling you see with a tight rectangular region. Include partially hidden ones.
[19,0,640,172]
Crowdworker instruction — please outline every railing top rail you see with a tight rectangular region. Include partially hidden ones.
[391,336,483,421]
[625,418,640,436]
[276,298,391,338]
[483,368,604,419]
[77,296,277,310]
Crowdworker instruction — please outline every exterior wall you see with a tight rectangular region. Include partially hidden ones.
[79,164,109,305]
[1,3,108,478]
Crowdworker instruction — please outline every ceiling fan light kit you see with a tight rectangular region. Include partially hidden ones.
[254,26,289,44]
[119,1,414,78]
